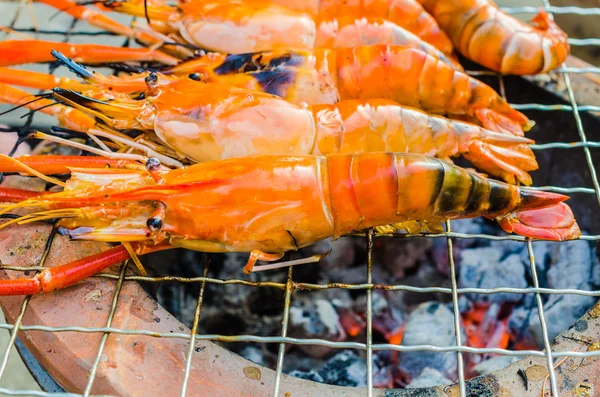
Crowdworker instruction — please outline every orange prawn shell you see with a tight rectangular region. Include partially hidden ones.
[159,156,334,252]
[419,0,570,74]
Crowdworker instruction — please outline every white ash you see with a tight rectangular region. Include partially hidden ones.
[398,302,463,381]
[459,247,527,304]
[289,297,347,358]
[314,288,354,311]
[287,369,324,383]
[374,238,433,278]
[318,350,367,387]
[471,356,522,377]
[353,290,389,314]
[406,367,453,389]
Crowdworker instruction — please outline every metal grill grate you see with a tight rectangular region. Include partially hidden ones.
[0,1,599,397]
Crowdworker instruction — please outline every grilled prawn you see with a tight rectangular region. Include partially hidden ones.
[0,153,580,296]
[0,55,536,184]
[169,44,532,135]
[418,0,570,74]
[27,0,458,69]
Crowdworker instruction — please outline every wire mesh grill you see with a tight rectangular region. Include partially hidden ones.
[0,1,599,397]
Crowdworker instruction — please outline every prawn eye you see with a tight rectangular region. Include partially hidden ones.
[145,157,161,171]
[147,217,163,231]
[189,73,202,81]
[145,72,158,84]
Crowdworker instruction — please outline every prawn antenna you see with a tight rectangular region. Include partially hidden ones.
[19,102,60,119]
[51,50,94,79]
[0,93,54,117]
[144,0,151,25]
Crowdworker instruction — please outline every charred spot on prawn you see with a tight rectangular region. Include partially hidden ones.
[435,164,471,216]
[487,181,514,215]
[213,52,303,76]
[213,53,258,74]
[268,54,294,68]
[252,69,297,98]
[428,160,445,209]
[463,173,490,215]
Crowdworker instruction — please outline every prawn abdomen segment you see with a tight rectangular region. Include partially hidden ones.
[326,153,567,236]
[328,153,470,235]
[162,156,335,253]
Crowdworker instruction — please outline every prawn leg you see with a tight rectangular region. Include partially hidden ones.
[0,40,179,67]
[243,248,332,273]
[242,251,284,274]
[0,244,172,295]
[0,156,136,176]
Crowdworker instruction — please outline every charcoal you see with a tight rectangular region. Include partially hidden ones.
[471,356,521,376]
[511,240,600,346]
[373,351,395,388]
[458,296,472,314]
[282,351,327,375]
[527,295,596,346]
[288,369,324,383]
[451,218,498,236]
[398,302,461,381]
[325,263,390,285]
[313,238,357,269]
[521,240,553,277]
[459,247,527,304]
[239,346,265,366]
[406,367,452,388]
[289,298,346,357]
[354,291,405,341]
[319,350,367,387]
[432,238,452,275]
[374,238,433,278]
[353,290,388,314]
[507,304,538,348]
